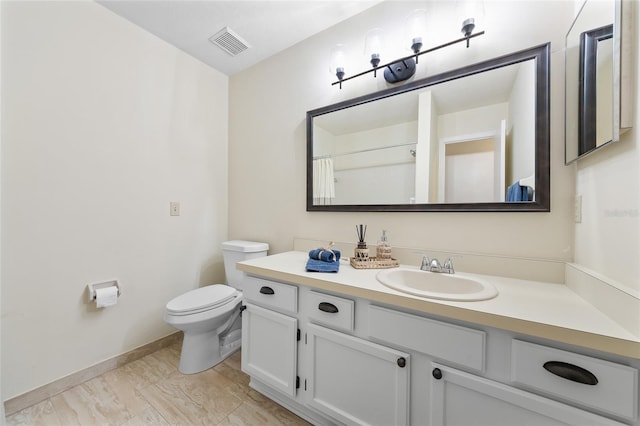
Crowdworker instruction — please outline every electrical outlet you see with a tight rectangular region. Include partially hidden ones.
[574,195,582,223]
[170,202,180,216]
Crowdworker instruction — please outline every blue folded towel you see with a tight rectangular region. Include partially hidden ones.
[506,182,532,202]
[306,258,340,273]
[308,248,341,262]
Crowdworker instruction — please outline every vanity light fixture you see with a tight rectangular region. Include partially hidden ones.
[331,8,484,88]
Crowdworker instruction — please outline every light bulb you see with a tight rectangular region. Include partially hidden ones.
[406,9,427,54]
[329,44,346,81]
[457,1,483,37]
[364,28,385,68]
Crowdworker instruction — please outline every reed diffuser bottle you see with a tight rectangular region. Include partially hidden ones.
[354,224,369,259]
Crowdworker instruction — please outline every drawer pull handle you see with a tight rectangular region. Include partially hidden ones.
[318,302,339,313]
[397,357,406,368]
[543,361,598,385]
[259,286,275,295]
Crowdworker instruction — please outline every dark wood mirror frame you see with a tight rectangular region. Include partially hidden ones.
[579,24,613,154]
[306,43,550,212]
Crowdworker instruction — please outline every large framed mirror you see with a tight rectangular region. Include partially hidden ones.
[565,0,632,163]
[307,43,550,212]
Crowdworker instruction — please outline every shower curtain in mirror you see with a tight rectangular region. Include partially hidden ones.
[313,158,335,205]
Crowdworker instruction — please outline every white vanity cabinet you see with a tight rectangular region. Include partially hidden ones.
[240,277,299,398]
[239,273,640,426]
[241,278,411,426]
[303,289,411,426]
[306,323,410,426]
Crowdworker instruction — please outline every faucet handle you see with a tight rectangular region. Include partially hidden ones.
[420,255,431,271]
[443,257,455,274]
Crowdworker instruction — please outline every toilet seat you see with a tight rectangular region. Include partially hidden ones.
[166,285,239,316]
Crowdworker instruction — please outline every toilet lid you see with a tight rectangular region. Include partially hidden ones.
[166,285,238,315]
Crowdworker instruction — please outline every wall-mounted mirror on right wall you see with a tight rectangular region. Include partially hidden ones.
[565,0,633,163]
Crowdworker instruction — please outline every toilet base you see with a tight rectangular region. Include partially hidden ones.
[178,329,220,374]
[178,328,241,374]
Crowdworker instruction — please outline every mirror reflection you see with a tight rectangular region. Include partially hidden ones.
[565,0,616,162]
[307,44,550,212]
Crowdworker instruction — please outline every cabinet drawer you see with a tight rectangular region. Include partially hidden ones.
[511,339,638,420]
[431,363,628,426]
[308,291,354,332]
[368,305,485,372]
[242,276,297,314]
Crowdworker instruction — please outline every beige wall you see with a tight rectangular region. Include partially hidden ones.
[573,1,640,298]
[229,1,576,260]
[575,129,640,297]
[1,1,229,399]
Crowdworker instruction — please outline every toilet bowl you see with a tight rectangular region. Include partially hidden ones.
[164,240,268,374]
[164,285,242,374]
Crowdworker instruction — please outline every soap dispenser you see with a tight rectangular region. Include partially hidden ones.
[376,230,392,259]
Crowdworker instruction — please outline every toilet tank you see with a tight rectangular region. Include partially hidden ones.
[222,240,269,290]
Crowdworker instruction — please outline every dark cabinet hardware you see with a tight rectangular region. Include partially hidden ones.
[259,286,275,295]
[543,361,598,385]
[397,357,406,368]
[432,368,442,380]
[318,302,339,313]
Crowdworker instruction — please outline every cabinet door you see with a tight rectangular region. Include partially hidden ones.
[430,363,627,426]
[241,303,298,398]
[307,323,410,426]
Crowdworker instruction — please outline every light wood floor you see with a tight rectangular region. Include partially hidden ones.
[6,342,312,426]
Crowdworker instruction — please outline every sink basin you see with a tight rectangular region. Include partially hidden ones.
[376,268,498,301]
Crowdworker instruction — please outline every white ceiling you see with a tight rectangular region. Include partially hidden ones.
[97,0,383,76]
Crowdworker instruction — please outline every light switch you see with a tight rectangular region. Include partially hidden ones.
[170,202,180,216]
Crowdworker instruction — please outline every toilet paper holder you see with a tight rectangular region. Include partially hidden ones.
[87,280,121,303]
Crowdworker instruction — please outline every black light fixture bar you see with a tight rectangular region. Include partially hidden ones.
[332,30,485,87]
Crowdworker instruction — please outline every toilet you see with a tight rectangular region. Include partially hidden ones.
[164,240,269,374]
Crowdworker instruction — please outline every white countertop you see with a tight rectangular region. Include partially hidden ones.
[237,251,640,359]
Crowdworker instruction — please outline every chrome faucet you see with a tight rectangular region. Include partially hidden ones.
[420,256,455,274]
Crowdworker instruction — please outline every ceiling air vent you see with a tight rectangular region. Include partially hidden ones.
[209,27,250,57]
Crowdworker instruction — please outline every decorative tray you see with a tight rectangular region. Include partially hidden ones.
[349,257,400,269]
